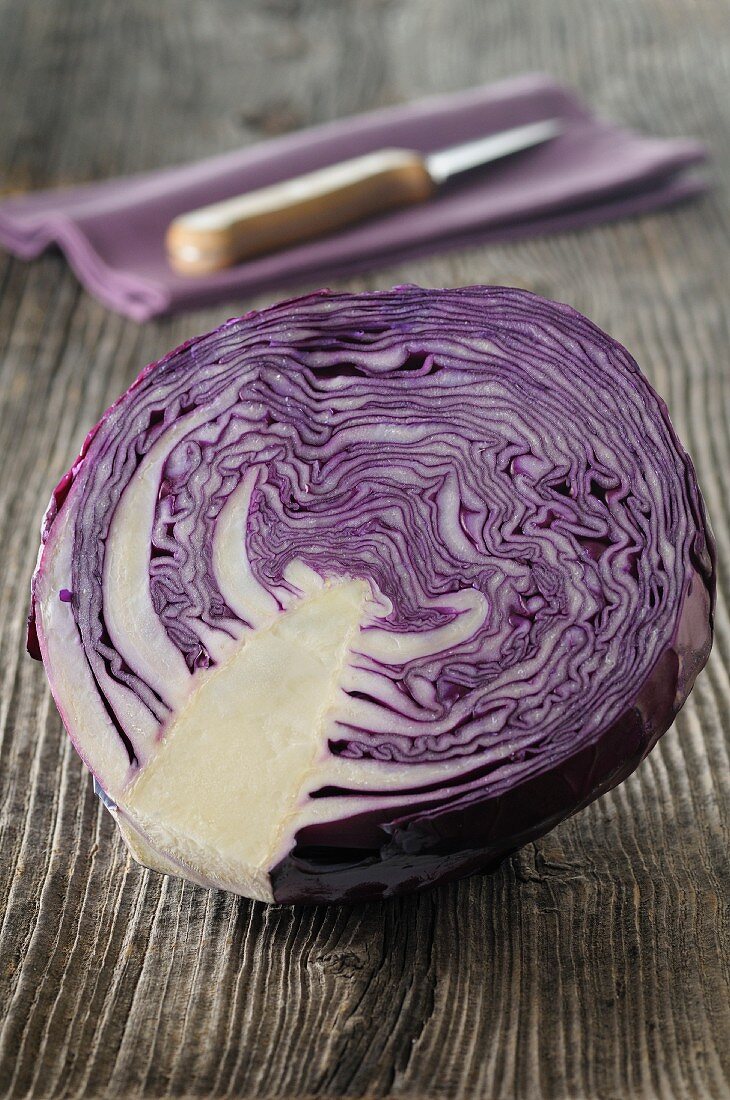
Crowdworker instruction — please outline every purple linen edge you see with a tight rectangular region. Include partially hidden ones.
[0,73,708,321]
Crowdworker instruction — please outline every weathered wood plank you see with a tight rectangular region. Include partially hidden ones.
[0,0,728,1097]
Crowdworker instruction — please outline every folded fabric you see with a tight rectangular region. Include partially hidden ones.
[0,73,707,321]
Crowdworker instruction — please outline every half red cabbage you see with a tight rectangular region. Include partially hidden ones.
[28,286,715,904]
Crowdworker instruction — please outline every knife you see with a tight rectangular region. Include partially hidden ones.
[165,118,562,275]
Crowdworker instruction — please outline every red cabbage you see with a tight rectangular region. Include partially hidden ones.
[28,286,714,903]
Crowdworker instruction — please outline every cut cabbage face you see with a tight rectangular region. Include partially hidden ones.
[29,287,715,904]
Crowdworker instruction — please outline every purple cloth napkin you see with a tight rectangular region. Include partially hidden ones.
[0,74,707,321]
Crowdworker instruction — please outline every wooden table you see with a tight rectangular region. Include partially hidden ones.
[1,1,728,1097]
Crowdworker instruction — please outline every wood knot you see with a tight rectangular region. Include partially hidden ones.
[314,950,366,975]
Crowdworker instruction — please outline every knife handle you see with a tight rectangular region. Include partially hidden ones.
[165,149,435,275]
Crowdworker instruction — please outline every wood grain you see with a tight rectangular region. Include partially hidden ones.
[0,1,728,1097]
